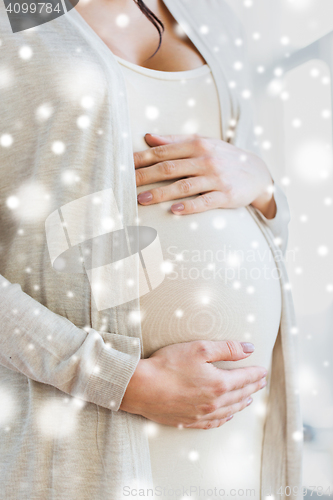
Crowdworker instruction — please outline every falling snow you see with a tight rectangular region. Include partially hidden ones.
[0,0,331,495]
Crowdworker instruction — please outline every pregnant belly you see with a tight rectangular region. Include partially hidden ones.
[138,182,282,372]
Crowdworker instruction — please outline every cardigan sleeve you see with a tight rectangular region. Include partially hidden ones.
[234,108,291,257]
[232,104,291,256]
[250,181,291,257]
[0,273,141,412]
[228,17,291,257]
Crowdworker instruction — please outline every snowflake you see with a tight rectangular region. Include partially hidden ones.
[76,115,90,129]
[116,14,130,28]
[19,45,33,60]
[199,25,209,35]
[6,195,19,209]
[145,106,159,120]
[281,36,290,45]
[52,141,66,155]
[161,260,174,274]
[246,314,256,323]
[317,245,329,256]
[292,118,302,128]
[188,450,199,461]
[80,95,94,109]
[0,133,13,147]
[35,103,54,122]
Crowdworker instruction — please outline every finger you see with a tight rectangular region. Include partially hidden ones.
[135,158,203,187]
[185,371,267,426]
[201,376,267,422]
[137,176,213,205]
[134,136,211,169]
[170,191,229,215]
[184,415,233,430]
[134,141,194,169]
[144,132,198,145]
[216,366,268,394]
[185,395,253,429]
[194,339,257,363]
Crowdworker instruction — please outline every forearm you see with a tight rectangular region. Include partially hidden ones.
[0,274,141,411]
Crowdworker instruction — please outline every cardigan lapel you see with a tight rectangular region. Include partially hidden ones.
[162,0,235,141]
[248,205,304,499]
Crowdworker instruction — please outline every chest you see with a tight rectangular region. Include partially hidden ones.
[73,0,207,71]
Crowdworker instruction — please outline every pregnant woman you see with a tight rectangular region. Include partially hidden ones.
[0,0,303,499]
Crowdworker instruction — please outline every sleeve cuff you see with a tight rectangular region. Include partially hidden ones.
[82,332,141,412]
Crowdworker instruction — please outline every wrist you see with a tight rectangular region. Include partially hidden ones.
[251,179,277,219]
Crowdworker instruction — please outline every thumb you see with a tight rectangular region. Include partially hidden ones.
[144,132,196,146]
[199,340,255,363]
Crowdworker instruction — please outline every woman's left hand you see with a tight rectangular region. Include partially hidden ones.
[134,133,277,219]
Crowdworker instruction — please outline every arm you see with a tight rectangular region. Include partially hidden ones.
[0,274,141,411]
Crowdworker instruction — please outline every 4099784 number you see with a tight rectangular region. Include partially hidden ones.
[5,2,61,14]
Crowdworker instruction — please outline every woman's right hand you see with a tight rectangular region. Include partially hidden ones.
[119,339,268,429]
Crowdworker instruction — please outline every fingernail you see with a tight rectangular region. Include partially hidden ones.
[146,133,161,138]
[172,203,185,212]
[260,379,267,389]
[137,191,153,203]
[226,414,234,421]
[246,397,253,406]
[240,342,255,353]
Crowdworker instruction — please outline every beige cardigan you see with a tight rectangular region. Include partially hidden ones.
[0,0,303,498]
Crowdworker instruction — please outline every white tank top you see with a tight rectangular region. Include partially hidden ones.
[115,54,282,499]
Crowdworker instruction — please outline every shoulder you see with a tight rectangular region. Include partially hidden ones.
[181,0,244,37]
[181,0,247,78]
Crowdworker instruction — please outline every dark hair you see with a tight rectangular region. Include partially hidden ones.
[133,0,165,59]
